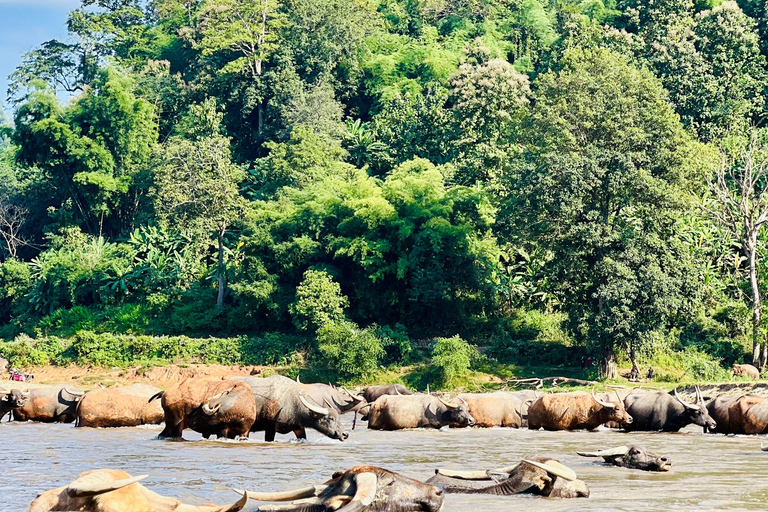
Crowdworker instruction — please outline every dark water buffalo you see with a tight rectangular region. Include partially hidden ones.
[244,465,444,512]
[235,375,348,442]
[705,395,740,433]
[457,391,535,428]
[727,395,768,434]
[13,385,84,423]
[0,387,29,419]
[367,394,475,430]
[151,378,256,439]
[527,391,632,431]
[731,364,760,380]
[28,469,248,512]
[362,384,413,403]
[297,378,365,414]
[76,384,163,428]
[577,445,672,471]
[426,458,589,498]
[622,387,716,432]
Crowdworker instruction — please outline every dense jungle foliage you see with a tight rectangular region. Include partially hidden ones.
[2,0,768,384]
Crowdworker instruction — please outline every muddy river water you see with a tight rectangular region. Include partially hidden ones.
[2,415,767,511]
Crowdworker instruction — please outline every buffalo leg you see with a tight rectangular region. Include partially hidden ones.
[294,428,307,440]
[265,425,276,442]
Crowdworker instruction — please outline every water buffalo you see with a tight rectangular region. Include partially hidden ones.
[527,390,632,431]
[426,458,589,498]
[622,387,716,432]
[727,395,768,434]
[367,394,475,430]
[27,469,248,512]
[705,395,740,433]
[151,378,256,439]
[243,466,444,512]
[12,385,84,423]
[577,445,672,471]
[362,384,413,403]
[731,363,760,380]
[457,391,536,428]
[76,384,163,428]
[187,386,261,439]
[296,377,365,414]
[234,375,348,442]
[0,387,29,419]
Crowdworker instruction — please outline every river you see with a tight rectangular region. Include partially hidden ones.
[3,415,767,511]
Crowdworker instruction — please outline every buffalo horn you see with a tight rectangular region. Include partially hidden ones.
[296,375,301,384]
[436,396,457,409]
[591,389,615,409]
[394,388,401,395]
[323,397,337,411]
[238,484,323,501]
[696,385,705,405]
[67,474,149,498]
[436,469,490,480]
[577,446,630,458]
[426,385,430,395]
[674,388,699,410]
[336,472,378,512]
[458,397,468,407]
[299,395,330,416]
[761,443,768,452]
[202,402,221,415]
[62,387,85,401]
[340,385,364,402]
[217,490,249,512]
[522,460,577,482]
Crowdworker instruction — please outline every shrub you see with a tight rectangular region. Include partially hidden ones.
[680,347,730,381]
[37,306,96,337]
[316,321,384,381]
[487,310,575,365]
[431,335,478,387]
[0,334,70,367]
[376,324,412,365]
[242,332,307,366]
[290,269,348,332]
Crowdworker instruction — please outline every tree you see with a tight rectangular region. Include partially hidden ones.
[153,134,247,308]
[704,130,768,367]
[290,269,348,331]
[514,48,699,378]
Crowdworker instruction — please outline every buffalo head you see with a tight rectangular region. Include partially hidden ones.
[438,396,475,427]
[674,387,716,430]
[593,390,632,425]
[299,395,349,441]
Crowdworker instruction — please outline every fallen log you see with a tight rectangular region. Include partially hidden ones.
[506,377,598,389]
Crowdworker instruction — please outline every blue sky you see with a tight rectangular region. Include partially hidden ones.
[0,0,80,117]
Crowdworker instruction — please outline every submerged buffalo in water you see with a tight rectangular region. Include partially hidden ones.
[426,458,589,498]
[623,387,716,432]
[367,394,475,430]
[27,469,248,512]
[76,383,163,428]
[243,465,444,512]
[577,445,672,471]
[13,385,84,423]
[527,391,632,431]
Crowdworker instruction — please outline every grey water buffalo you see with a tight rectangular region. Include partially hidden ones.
[12,385,84,423]
[706,395,740,433]
[0,387,29,419]
[27,469,248,512]
[362,384,413,403]
[577,445,672,471]
[296,377,365,414]
[527,391,632,431]
[151,378,256,439]
[622,387,716,432]
[457,391,536,428]
[731,363,760,379]
[727,395,768,434]
[426,458,589,498]
[234,375,348,442]
[367,394,475,430]
[243,465,444,512]
[76,383,163,428]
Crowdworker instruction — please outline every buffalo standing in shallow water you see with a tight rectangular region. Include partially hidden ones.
[622,387,716,432]
[426,458,589,498]
[76,383,163,428]
[457,391,536,428]
[27,469,248,512]
[12,385,84,423]
[726,395,768,434]
[362,384,413,403]
[577,445,672,471]
[367,394,475,430]
[527,391,632,431]
[243,465,444,512]
[0,387,29,419]
[705,395,740,433]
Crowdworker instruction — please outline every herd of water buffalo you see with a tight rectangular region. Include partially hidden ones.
[5,373,768,511]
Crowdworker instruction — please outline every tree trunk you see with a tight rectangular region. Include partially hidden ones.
[216,228,225,309]
[749,243,762,366]
[599,347,617,380]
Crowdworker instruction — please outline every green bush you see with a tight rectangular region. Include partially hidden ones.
[487,310,576,365]
[316,321,384,381]
[37,306,96,337]
[0,334,71,367]
[431,335,478,387]
[290,269,348,332]
[680,346,730,381]
[242,332,308,366]
[376,324,412,365]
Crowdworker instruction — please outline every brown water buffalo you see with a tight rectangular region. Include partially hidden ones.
[76,384,163,428]
[457,391,535,428]
[426,458,589,498]
[243,466,444,512]
[362,384,413,403]
[367,394,475,430]
[527,390,632,431]
[152,378,256,439]
[706,395,740,433]
[727,395,768,434]
[731,364,760,380]
[27,469,248,512]
[577,445,672,471]
[235,375,348,442]
[13,385,84,423]
[1,387,29,419]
